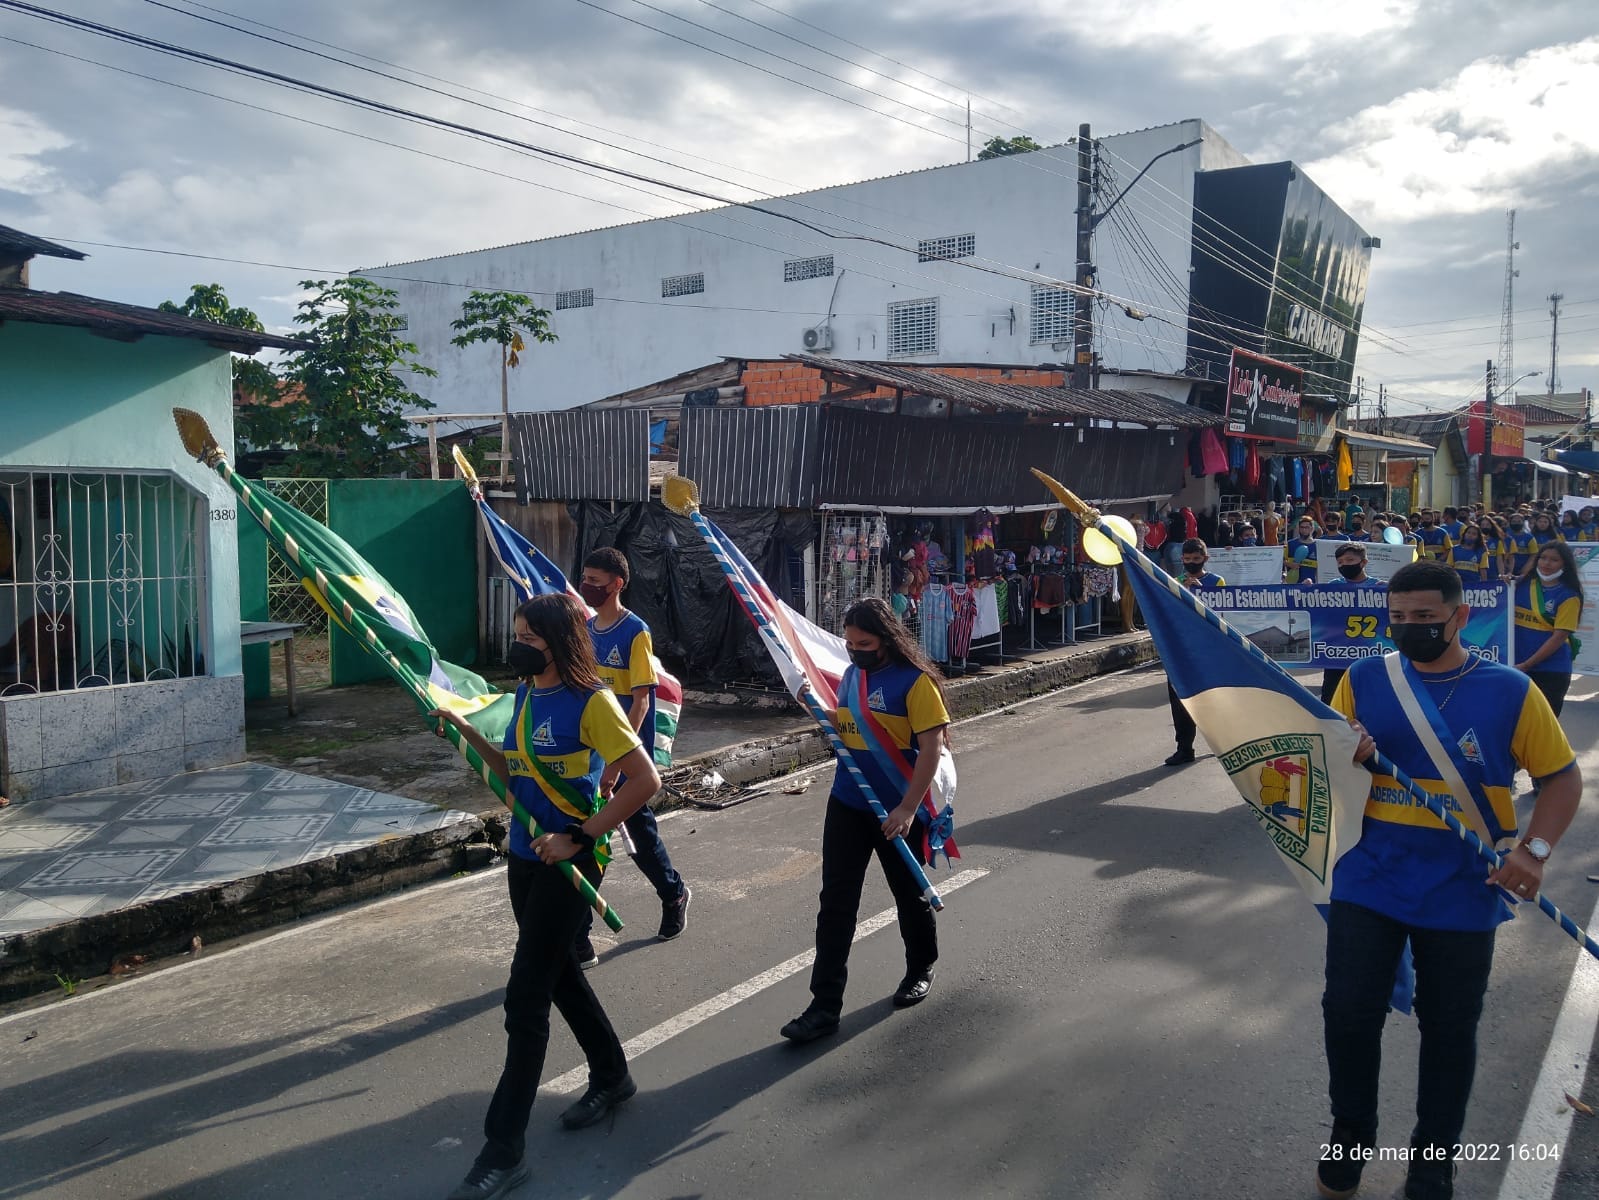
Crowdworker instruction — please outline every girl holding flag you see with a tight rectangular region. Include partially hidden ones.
[433,593,660,1200]
[780,597,952,1044]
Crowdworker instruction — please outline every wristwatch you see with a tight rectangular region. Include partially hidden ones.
[1521,837,1552,864]
[563,823,596,851]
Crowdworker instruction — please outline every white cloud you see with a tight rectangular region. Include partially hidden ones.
[1307,37,1599,223]
[0,106,69,195]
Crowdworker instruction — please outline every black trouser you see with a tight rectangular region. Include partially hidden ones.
[1322,900,1496,1152]
[1168,681,1196,753]
[479,853,627,1169]
[1530,670,1571,718]
[808,795,937,1017]
[1320,669,1346,705]
[581,800,684,936]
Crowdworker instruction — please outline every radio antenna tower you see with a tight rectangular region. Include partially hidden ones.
[1498,210,1518,401]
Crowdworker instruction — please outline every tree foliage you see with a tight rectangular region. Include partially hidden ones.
[252,277,437,477]
[160,283,278,421]
[977,135,1043,160]
[450,290,556,399]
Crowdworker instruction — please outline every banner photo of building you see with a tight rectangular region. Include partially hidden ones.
[1199,582,1513,668]
[1225,348,1304,443]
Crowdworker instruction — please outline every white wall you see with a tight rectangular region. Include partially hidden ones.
[362,120,1251,412]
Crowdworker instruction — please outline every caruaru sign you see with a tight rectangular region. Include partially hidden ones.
[1284,302,1350,360]
[1226,348,1304,443]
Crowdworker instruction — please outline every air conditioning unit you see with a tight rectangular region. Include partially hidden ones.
[802,324,833,352]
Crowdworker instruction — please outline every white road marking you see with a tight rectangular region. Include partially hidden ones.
[540,866,990,1096]
[1495,889,1599,1200]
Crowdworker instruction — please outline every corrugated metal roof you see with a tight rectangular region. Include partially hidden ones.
[510,409,650,503]
[679,406,822,507]
[0,225,86,261]
[0,286,303,352]
[788,354,1219,428]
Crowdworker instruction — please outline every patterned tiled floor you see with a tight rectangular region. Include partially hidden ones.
[0,766,474,937]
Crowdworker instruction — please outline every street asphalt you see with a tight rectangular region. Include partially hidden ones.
[2,665,1596,1200]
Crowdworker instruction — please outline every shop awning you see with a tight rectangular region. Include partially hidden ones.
[1552,449,1599,473]
[1531,459,1571,476]
[1339,429,1435,457]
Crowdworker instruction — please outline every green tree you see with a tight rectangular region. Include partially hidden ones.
[449,290,557,437]
[978,135,1043,160]
[256,277,437,476]
[160,283,280,442]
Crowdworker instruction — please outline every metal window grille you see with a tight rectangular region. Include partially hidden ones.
[887,297,939,358]
[1030,284,1077,345]
[818,512,889,635]
[917,233,975,263]
[0,469,207,695]
[661,272,705,298]
[555,287,594,311]
[783,255,834,283]
[261,478,329,635]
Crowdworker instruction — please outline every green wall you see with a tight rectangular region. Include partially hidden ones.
[237,514,271,700]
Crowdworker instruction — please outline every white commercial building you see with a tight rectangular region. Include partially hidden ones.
[360,120,1266,411]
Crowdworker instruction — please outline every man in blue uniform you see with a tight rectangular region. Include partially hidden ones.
[1165,539,1225,766]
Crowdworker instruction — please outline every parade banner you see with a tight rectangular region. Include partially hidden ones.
[1205,545,1284,585]
[1199,582,1514,669]
[1569,544,1599,676]
[1315,539,1415,582]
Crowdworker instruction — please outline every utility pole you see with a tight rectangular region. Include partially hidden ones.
[1377,383,1386,435]
[1548,292,1564,397]
[1073,123,1095,390]
[1483,359,1497,509]
[966,96,972,162]
[1499,211,1518,400]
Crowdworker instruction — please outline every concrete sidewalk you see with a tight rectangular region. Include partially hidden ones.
[0,630,1154,1002]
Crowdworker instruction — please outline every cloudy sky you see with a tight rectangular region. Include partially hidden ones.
[1,0,1594,419]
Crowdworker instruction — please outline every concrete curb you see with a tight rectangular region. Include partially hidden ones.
[0,632,1154,1004]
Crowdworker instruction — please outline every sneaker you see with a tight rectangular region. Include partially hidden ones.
[658,885,691,941]
[444,1160,530,1200]
[573,933,599,970]
[558,1074,637,1130]
[1315,1119,1373,1199]
[1404,1143,1455,1200]
[1164,747,1196,767]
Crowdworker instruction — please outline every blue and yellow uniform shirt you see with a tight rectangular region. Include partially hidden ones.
[831,662,950,813]
[1579,523,1599,543]
[1479,537,1505,581]
[1331,658,1574,930]
[1415,526,1453,562]
[1441,520,1464,542]
[590,610,658,752]
[1284,538,1318,584]
[1505,528,1536,575]
[1514,576,1583,673]
[502,682,640,860]
[1446,544,1487,581]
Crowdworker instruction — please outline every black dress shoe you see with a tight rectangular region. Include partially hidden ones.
[444,1161,530,1200]
[779,1008,840,1043]
[892,968,935,1008]
[558,1074,637,1130]
[1164,748,1196,766]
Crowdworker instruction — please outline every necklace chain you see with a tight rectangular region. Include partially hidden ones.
[1419,655,1481,711]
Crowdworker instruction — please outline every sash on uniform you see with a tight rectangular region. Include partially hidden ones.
[515,695,612,866]
[1529,576,1582,658]
[841,665,960,866]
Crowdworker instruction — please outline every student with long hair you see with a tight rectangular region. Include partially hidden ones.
[1445,522,1490,582]
[1476,515,1507,582]
[433,593,661,1200]
[780,597,952,1043]
[1514,540,1586,718]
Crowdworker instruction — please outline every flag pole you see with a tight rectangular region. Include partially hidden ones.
[173,409,622,931]
[1032,468,1598,961]
[662,475,944,911]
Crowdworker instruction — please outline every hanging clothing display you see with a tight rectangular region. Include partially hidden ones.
[920,583,952,664]
[947,585,977,660]
[971,584,1002,640]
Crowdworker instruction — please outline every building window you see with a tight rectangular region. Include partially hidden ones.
[1,470,206,695]
[661,272,705,298]
[918,233,975,263]
[554,287,594,311]
[1030,284,1076,345]
[887,297,939,357]
[784,255,834,283]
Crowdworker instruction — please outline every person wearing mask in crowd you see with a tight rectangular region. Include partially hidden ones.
[1323,510,1348,540]
[1440,506,1464,543]
[1477,516,1507,582]
[1316,562,1580,1200]
[432,594,662,1200]
[1520,511,1563,580]
[1445,523,1491,583]
[1514,540,1585,720]
[1392,515,1422,553]
[1558,509,1581,541]
[1577,506,1598,542]
[1369,515,1390,542]
[1414,510,1453,563]
[780,597,950,1043]
[1165,539,1226,766]
[1234,520,1260,547]
[1317,543,1379,704]
[1285,516,1320,585]
[579,549,691,962]
[1504,511,1537,578]
[1346,513,1372,543]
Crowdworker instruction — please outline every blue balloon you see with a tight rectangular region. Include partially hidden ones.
[1293,545,1310,561]
[1383,527,1404,545]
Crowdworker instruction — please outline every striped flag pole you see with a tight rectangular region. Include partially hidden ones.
[173,409,622,931]
[662,475,944,910]
[1033,468,1598,962]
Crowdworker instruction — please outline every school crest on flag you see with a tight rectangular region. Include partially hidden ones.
[1220,735,1336,886]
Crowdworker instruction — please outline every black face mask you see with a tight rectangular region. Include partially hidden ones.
[1391,612,1457,664]
[848,648,884,671]
[1183,560,1205,575]
[1338,562,1364,580]
[1350,523,1364,532]
[508,640,550,678]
